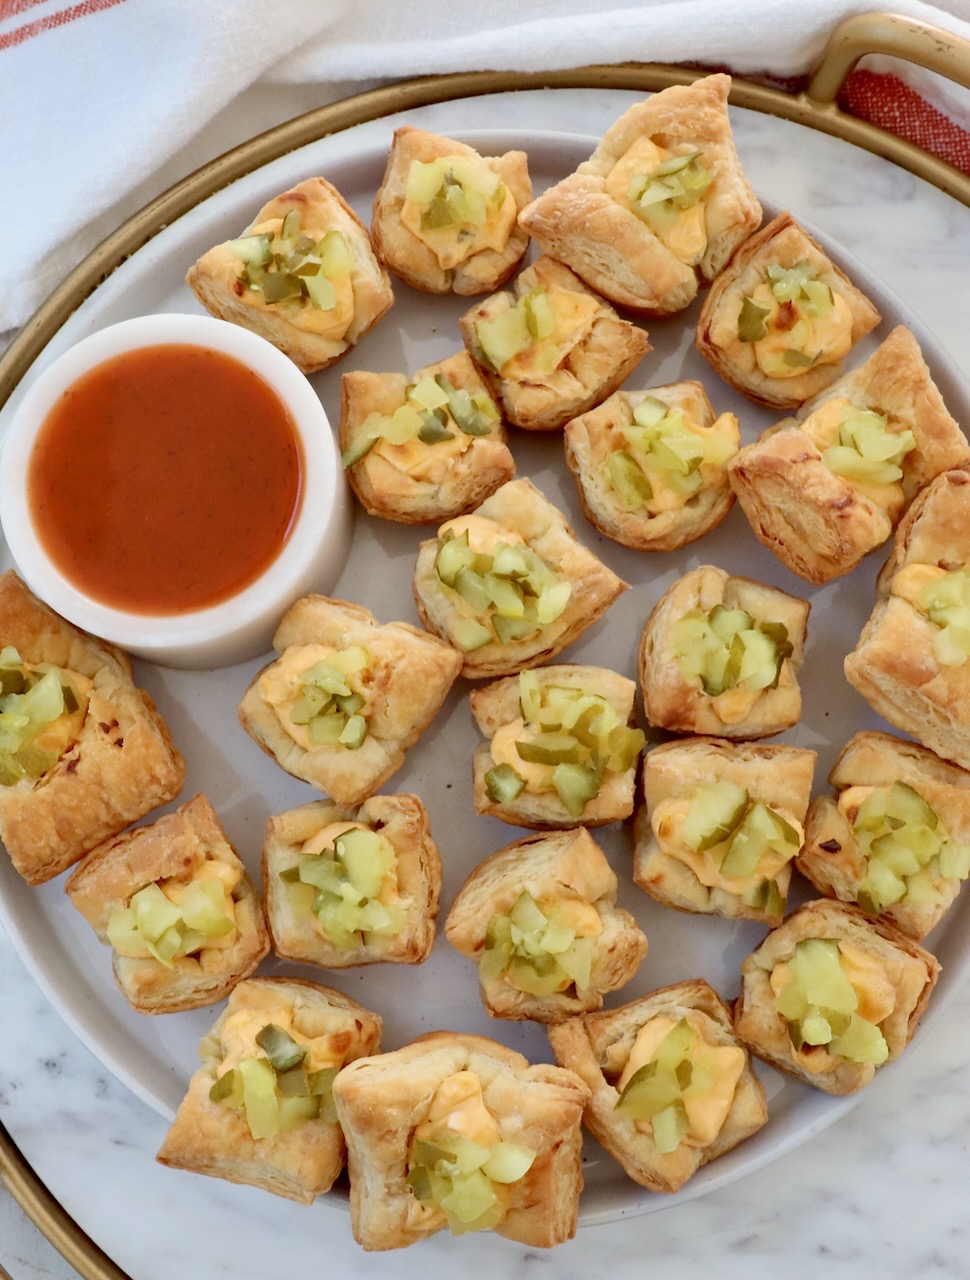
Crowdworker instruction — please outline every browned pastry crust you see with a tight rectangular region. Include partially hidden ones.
[66,794,268,1014]
[186,177,394,374]
[727,326,969,584]
[799,731,970,939]
[564,381,739,551]
[459,256,651,431]
[517,74,761,315]
[638,565,809,739]
[469,664,641,828]
[548,980,767,1193]
[339,350,515,523]
[734,898,940,1094]
[156,976,382,1203]
[412,477,629,679]
[633,737,816,924]
[238,595,462,804]
[445,826,647,1023]
[371,127,531,295]
[0,572,185,885]
[263,793,440,967]
[696,211,881,409]
[331,1030,590,1250]
[844,468,970,769]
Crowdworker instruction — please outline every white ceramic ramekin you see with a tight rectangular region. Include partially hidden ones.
[0,314,352,669]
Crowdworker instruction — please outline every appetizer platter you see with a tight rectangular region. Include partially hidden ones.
[1,72,970,1256]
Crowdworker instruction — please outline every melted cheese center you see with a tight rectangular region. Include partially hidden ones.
[257,644,373,751]
[617,1016,745,1146]
[747,281,854,378]
[400,159,517,270]
[503,285,601,381]
[415,1071,502,1147]
[651,796,803,892]
[218,999,353,1075]
[604,136,709,264]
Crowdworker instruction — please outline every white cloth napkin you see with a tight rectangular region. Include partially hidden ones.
[2,0,969,338]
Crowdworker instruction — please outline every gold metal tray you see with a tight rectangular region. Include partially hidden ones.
[2,11,969,1277]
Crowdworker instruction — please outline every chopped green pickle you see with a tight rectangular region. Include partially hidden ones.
[774,938,889,1065]
[289,647,371,748]
[852,781,970,913]
[406,1126,535,1235]
[105,878,234,968]
[682,780,749,852]
[614,1018,724,1153]
[480,890,596,995]
[284,825,402,949]
[484,763,527,804]
[737,297,769,342]
[822,405,916,487]
[627,150,712,231]
[672,606,791,697]
[228,209,351,310]
[341,374,498,469]
[434,530,572,650]
[255,1024,307,1073]
[475,287,559,372]
[210,1038,339,1138]
[609,396,733,508]
[491,674,644,815]
[0,649,87,784]
[910,567,970,668]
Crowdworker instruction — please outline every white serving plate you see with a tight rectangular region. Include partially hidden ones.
[1,112,968,1230]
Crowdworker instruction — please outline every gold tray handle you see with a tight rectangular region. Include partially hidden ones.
[807,10,970,102]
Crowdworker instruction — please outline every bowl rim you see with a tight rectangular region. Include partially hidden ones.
[0,313,345,652]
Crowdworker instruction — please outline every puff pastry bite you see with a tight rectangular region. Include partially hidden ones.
[734,898,939,1095]
[412,477,628,679]
[371,127,531,295]
[263,793,440,967]
[331,1030,589,1249]
[66,794,268,1014]
[459,256,651,432]
[548,980,767,1193]
[799,732,970,940]
[728,326,970,584]
[238,595,462,804]
[639,565,809,739]
[844,468,970,770]
[696,211,881,409]
[469,665,645,828]
[186,177,393,374]
[0,572,184,885]
[339,350,515,523]
[445,826,647,1023]
[633,737,816,924]
[156,976,382,1203]
[517,74,761,315]
[564,380,739,551]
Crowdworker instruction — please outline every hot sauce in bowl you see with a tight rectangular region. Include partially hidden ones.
[28,344,304,614]
[0,314,351,668]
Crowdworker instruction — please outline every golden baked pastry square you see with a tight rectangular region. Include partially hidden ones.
[338,349,515,523]
[633,737,816,925]
[728,326,970,584]
[459,256,651,431]
[0,571,185,885]
[371,126,531,295]
[469,664,644,829]
[548,979,767,1193]
[696,210,881,409]
[844,468,970,770]
[263,793,440,967]
[639,565,809,740]
[564,380,739,551]
[238,595,462,805]
[412,477,628,679]
[517,74,762,315]
[331,1030,589,1249]
[66,793,268,1014]
[734,898,939,1095]
[156,976,382,1203]
[186,177,394,374]
[801,732,970,941]
[445,826,647,1023]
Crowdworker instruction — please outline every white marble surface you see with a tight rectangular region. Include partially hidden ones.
[2,86,970,1280]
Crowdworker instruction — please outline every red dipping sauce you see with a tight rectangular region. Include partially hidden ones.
[27,344,304,615]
